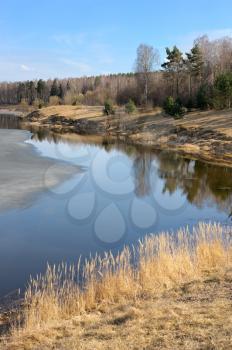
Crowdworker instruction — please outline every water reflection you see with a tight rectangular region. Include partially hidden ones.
[27,126,232,219]
[0,113,22,129]
[0,117,232,296]
[1,113,231,217]
[156,153,232,216]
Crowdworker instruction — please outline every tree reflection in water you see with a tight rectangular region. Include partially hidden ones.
[7,122,232,218]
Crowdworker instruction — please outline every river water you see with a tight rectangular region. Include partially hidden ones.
[0,114,232,297]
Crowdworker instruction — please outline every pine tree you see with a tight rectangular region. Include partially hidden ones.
[162,46,184,97]
[50,79,61,97]
[125,99,137,114]
[37,79,46,100]
[186,45,204,100]
[214,73,232,108]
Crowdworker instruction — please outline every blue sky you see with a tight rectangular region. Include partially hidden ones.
[1,0,232,81]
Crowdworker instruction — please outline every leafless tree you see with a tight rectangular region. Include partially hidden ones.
[135,44,160,105]
[1,35,232,109]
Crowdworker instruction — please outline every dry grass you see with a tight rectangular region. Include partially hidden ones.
[39,105,103,120]
[175,109,232,138]
[19,104,232,166]
[1,222,232,349]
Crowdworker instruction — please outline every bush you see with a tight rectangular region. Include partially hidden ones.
[103,99,115,115]
[163,96,186,118]
[213,73,232,109]
[125,99,137,114]
[163,96,175,114]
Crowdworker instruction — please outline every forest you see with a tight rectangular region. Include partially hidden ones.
[1,35,232,115]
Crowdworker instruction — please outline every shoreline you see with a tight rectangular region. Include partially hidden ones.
[1,223,232,349]
[1,105,232,168]
[20,105,232,168]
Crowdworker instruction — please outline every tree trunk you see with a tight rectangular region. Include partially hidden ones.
[144,77,148,106]
[176,72,179,97]
[189,74,192,100]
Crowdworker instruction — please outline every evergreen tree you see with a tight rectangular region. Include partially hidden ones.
[162,46,184,97]
[24,81,36,104]
[50,79,61,97]
[186,44,204,100]
[163,96,186,118]
[103,99,115,115]
[125,99,137,114]
[214,73,232,108]
[59,83,65,99]
[37,79,46,100]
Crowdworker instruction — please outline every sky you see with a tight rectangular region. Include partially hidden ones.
[1,0,232,82]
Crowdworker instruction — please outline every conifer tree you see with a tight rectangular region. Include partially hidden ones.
[37,79,47,100]
[162,46,184,97]
[50,79,61,97]
[186,44,204,99]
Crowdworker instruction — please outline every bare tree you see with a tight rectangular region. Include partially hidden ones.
[135,44,160,105]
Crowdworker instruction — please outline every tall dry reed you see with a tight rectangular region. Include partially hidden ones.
[12,222,232,335]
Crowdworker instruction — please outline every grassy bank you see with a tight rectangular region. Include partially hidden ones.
[1,222,232,349]
[22,105,232,167]
[1,104,232,166]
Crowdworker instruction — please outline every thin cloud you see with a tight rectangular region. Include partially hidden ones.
[20,64,34,72]
[52,33,87,47]
[61,59,92,74]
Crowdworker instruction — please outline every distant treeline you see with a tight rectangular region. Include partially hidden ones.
[1,35,232,111]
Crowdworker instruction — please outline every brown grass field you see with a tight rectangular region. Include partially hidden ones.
[1,222,232,349]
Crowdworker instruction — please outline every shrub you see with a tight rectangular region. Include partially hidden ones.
[163,96,186,118]
[103,99,115,115]
[125,99,137,114]
[213,73,232,109]
[163,96,175,114]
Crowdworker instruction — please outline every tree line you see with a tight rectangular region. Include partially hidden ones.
[1,34,232,114]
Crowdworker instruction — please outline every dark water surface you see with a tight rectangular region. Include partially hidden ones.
[0,114,232,297]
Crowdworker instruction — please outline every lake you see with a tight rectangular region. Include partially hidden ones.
[0,114,232,297]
